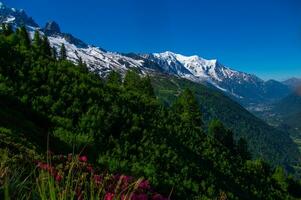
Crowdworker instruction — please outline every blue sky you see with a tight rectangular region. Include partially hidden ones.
[2,0,301,80]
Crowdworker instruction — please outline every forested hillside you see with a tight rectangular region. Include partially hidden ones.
[1,25,301,199]
[151,75,300,166]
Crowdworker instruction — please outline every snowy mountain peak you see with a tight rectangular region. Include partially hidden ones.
[0,2,39,28]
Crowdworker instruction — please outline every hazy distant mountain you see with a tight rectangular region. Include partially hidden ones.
[283,78,301,89]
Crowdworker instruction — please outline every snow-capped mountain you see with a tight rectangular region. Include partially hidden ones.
[0,2,292,106]
[0,3,146,76]
[143,52,291,104]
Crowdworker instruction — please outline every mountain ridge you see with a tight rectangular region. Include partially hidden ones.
[0,1,293,106]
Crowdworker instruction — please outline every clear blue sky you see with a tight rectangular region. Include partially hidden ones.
[2,0,301,80]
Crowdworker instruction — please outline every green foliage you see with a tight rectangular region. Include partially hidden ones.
[106,71,122,87]
[33,30,42,49]
[0,29,300,199]
[41,35,52,57]
[59,44,67,60]
[18,26,31,48]
[151,75,300,166]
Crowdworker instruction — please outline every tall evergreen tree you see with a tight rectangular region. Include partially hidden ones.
[107,71,122,87]
[51,47,57,59]
[208,119,235,151]
[172,89,202,128]
[59,43,67,60]
[41,35,52,57]
[141,75,155,97]
[123,70,141,91]
[18,26,31,48]
[237,137,251,160]
[33,30,42,48]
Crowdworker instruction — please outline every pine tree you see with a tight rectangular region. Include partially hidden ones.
[141,75,155,97]
[107,71,122,86]
[208,119,235,151]
[123,70,141,91]
[237,137,251,160]
[51,47,57,59]
[59,43,67,60]
[272,166,288,191]
[41,35,52,57]
[33,30,42,48]
[18,26,31,48]
[208,119,227,142]
[173,89,202,128]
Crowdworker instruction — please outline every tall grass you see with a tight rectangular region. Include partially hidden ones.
[1,151,167,200]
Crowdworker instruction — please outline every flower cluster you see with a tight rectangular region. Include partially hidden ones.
[37,161,63,182]
[35,153,169,200]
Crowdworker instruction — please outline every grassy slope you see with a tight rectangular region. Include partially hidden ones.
[151,74,300,166]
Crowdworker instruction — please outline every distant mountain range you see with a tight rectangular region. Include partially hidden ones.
[0,1,297,107]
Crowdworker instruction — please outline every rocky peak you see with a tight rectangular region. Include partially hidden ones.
[44,21,61,35]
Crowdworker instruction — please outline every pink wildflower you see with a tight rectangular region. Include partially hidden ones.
[87,164,94,173]
[78,155,88,162]
[138,180,150,190]
[94,175,102,184]
[104,193,114,200]
[55,174,62,182]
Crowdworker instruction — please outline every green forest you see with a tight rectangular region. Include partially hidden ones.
[1,24,301,199]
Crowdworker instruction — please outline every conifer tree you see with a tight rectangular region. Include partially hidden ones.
[18,26,31,48]
[123,70,141,91]
[141,75,155,97]
[272,166,288,191]
[173,89,202,128]
[208,119,225,141]
[59,43,67,60]
[41,35,52,57]
[237,137,251,160]
[107,71,122,86]
[208,119,235,151]
[51,47,57,59]
[33,30,42,48]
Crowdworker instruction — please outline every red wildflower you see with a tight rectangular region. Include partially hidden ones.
[104,193,114,200]
[138,180,150,190]
[37,162,43,168]
[94,175,102,184]
[87,164,94,173]
[78,155,88,162]
[55,174,63,182]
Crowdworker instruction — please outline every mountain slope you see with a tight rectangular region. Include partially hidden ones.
[0,1,299,167]
[151,75,300,166]
[272,88,301,135]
